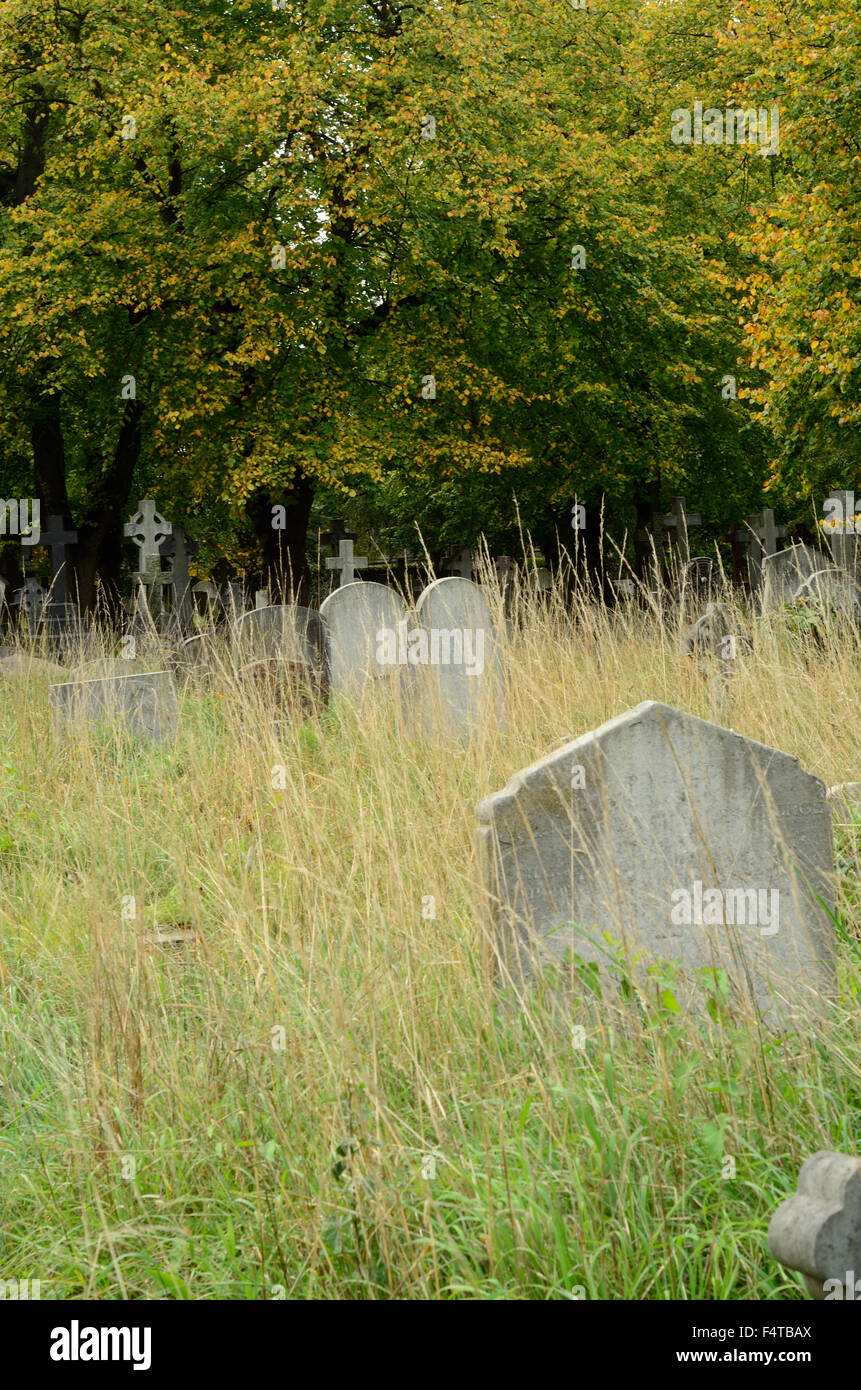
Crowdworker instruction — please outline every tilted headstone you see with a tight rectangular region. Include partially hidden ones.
[761,544,823,612]
[320,581,408,700]
[192,580,221,624]
[768,1151,861,1299]
[792,567,861,621]
[402,577,506,742]
[475,701,834,1028]
[50,670,179,743]
[233,603,325,670]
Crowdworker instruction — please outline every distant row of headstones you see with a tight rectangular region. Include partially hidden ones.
[3,493,860,637]
[45,575,507,745]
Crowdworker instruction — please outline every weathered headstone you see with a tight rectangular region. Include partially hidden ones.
[192,580,221,624]
[761,543,823,613]
[50,670,179,742]
[233,604,325,670]
[402,577,505,741]
[320,581,409,700]
[475,701,834,1028]
[13,577,46,628]
[768,1151,861,1299]
[792,567,861,623]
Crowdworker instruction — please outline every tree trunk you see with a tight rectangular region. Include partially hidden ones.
[248,468,314,605]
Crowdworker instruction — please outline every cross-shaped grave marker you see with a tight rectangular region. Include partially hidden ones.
[39,514,78,607]
[159,523,198,627]
[745,507,787,590]
[326,538,367,587]
[446,547,474,580]
[662,496,702,567]
[124,499,173,621]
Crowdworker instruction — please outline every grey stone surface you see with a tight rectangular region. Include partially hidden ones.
[233,604,324,668]
[402,577,505,741]
[792,567,861,619]
[761,544,823,612]
[828,782,861,805]
[768,1151,861,1299]
[475,701,834,1027]
[50,670,179,742]
[320,581,408,700]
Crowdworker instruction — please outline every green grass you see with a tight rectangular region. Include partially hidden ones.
[1,578,859,1299]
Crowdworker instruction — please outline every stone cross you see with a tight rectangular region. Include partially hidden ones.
[326,539,367,587]
[133,554,172,624]
[768,1151,861,1299]
[40,514,78,605]
[124,500,172,575]
[159,523,198,626]
[446,547,474,580]
[14,577,47,627]
[745,507,786,589]
[662,496,702,566]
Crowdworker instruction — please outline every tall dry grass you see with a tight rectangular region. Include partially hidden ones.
[0,563,859,1299]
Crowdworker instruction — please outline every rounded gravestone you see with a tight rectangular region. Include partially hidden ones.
[320,581,408,700]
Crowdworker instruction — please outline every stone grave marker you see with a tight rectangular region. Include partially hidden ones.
[50,670,179,743]
[792,567,861,623]
[13,577,46,629]
[761,543,822,612]
[124,500,172,624]
[445,548,474,580]
[233,603,325,669]
[320,580,409,701]
[326,539,368,588]
[475,700,834,1028]
[159,524,198,629]
[402,577,506,742]
[192,581,221,624]
[744,508,786,591]
[663,496,701,567]
[768,1151,861,1299]
[824,490,859,579]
